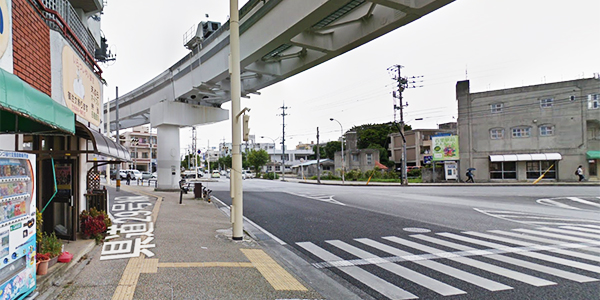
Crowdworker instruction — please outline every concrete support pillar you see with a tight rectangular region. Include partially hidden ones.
[156,124,181,190]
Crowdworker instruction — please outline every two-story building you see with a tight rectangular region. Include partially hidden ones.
[120,126,156,172]
[389,123,457,169]
[456,77,600,182]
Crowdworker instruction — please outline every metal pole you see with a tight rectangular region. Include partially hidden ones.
[330,118,345,183]
[230,0,243,241]
[115,87,121,192]
[316,127,321,184]
[105,98,111,186]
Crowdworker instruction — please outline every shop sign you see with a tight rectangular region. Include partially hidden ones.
[0,0,12,71]
[432,135,459,161]
[61,46,101,127]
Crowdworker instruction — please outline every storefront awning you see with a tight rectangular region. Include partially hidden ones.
[490,153,562,162]
[587,151,600,159]
[76,123,130,162]
[0,68,74,134]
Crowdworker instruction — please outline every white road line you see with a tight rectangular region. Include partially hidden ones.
[567,197,600,208]
[560,226,600,234]
[514,229,600,244]
[285,192,345,206]
[384,236,555,287]
[439,232,600,277]
[536,199,581,210]
[489,230,600,253]
[328,240,466,296]
[212,196,287,245]
[537,227,600,239]
[464,231,600,263]
[297,242,417,300]
[356,238,512,292]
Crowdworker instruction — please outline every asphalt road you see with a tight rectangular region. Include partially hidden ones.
[210,178,600,300]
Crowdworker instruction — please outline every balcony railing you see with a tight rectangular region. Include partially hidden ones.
[33,0,102,75]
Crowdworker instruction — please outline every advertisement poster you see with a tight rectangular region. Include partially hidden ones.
[432,135,459,161]
[61,45,101,127]
[55,164,71,198]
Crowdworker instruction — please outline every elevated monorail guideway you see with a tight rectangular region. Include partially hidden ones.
[104,0,454,189]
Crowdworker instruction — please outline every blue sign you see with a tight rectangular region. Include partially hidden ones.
[197,150,201,154]
[423,155,432,164]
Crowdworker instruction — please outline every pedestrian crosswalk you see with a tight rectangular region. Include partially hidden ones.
[297,225,600,299]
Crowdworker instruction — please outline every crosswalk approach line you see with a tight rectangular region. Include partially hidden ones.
[355,238,513,292]
[327,240,467,296]
[514,228,600,245]
[537,227,600,239]
[560,226,600,234]
[383,236,556,287]
[439,232,600,276]
[488,230,600,255]
[297,242,418,300]
[464,231,600,263]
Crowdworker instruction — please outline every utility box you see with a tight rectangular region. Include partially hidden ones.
[194,182,203,199]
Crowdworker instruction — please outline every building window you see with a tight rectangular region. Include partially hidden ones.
[539,125,554,136]
[540,98,553,108]
[130,151,137,158]
[490,103,503,113]
[352,154,358,161]
[490,128,504,140]
[512,127,531,138]
[489,161,516,179]
[589,94,599,109]
[366,153,372,165]
[142,152,149,158]
[526,161,557,179]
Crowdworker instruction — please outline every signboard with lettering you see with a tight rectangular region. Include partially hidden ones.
[61,46,101,127]
[432,135,459,161]
[0,0,13,72]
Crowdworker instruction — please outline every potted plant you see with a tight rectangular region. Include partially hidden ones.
[36,252,51,275]
[38,232,62,268]
[80,208,111,244]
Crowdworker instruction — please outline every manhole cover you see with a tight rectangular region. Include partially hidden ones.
[403,227,431,233]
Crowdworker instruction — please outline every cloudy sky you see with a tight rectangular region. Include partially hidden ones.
[100,0,599,155]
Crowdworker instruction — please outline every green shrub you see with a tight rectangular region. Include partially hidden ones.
[262,172,279,180]
[39,232,62,258]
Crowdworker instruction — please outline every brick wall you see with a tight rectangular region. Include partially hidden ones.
[12,0,51,95]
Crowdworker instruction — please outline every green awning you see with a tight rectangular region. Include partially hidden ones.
[0,68,74,134]
[587,151,600,159]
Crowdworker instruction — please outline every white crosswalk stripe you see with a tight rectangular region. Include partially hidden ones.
[328,240,467,296]
[297,242,418,300]
[297,226,600,299]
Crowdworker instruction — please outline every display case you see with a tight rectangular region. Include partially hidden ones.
[0,151,36,299]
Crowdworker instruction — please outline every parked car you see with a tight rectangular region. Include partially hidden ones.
[141,171,152,180]
[211,170,220,178]
[151,172,157,179]
[242,170,255,179]
[119,169,143,180]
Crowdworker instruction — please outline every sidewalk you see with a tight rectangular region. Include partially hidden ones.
[37,183,326,300]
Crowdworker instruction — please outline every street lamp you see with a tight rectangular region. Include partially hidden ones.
[260,136,277,179]
[330,118,345,184]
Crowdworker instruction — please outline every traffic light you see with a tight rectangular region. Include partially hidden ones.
[243,115,250,141]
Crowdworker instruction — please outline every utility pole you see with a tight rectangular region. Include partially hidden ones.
[316,127,321,184]
[389,65,423,185]
[229,0,243,241]
[278,104,289,181]
[192,126,198,180]
[115,87,121,191]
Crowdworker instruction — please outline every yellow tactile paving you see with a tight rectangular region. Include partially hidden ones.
[241,249,308,291]
[140,258,159,273]
[112,256,144,300]
[158,262,254,268]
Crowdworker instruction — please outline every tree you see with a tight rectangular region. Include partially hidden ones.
[247,149,269,174]
[367,143,393,168]
[323,141,341,160]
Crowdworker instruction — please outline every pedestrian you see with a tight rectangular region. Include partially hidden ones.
[576,165,585,182]
[126,172,131,185]
[466,170,474,183]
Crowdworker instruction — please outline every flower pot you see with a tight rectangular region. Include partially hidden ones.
[37,260,49,275]
[47,256,58,268]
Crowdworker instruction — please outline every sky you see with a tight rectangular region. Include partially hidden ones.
[99,0,600,155]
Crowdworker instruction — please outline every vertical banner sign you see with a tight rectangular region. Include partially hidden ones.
[0,0,13,72]
[432,135,459,161]
[62,46,101,127]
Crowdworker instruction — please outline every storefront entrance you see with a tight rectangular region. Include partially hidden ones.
[41,158,78,241]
